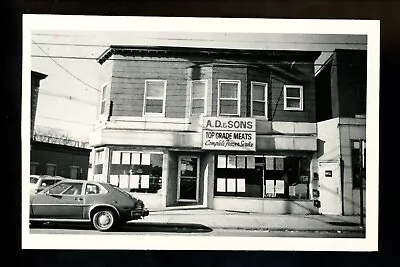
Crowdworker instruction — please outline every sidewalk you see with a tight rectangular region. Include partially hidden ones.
[135,208,366,233]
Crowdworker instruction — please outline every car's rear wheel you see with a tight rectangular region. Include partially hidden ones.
[92,210,116,231]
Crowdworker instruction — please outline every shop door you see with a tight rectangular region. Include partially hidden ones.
[318,161,342,215]
[177,156,200,202]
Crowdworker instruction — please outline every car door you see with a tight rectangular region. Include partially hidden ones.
[31,181,86,219]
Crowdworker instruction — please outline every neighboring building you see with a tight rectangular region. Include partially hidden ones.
[31,71,47,137]
[89,45,322,214]
[315,49,367,215]
[30,71,91,179]
[30,133,91,179]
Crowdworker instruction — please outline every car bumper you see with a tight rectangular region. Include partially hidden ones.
[130,208,149,219]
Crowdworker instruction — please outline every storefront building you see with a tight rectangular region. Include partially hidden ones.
[88,45,322,214]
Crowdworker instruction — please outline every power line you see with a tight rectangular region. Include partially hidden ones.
[36,115,96,126]
[39,90,98,106]
[31,54,366,67]
[33,40,100,92]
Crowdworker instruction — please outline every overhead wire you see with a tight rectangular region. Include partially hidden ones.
[32,40,100,92]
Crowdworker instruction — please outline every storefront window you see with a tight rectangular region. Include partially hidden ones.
[214,154,311,199]
[109,151,163,194]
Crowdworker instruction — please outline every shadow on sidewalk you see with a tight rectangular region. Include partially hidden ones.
[29,222,213,233]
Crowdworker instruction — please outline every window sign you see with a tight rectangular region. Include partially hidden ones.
[141,175,150,189]
[227,178,236,192]
[130,175,140,189]
[217,178,226,192]
[112,151,121,164]
[265,156,274,170]
[218,155,227,168]
[131,153,140,165]
[141,153,150,165]
[275,180,285,194]
[265,180,275,194]
[122,153,130,164]
[325,170,332,177]
[275,157,284,170]
[237,179,246,192]
[110,175,119,186]
[237,156,246,169]
[227,155,236,168]
[247,156,255,169]
[119,174,129,188]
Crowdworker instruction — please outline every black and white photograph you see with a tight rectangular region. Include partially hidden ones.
[22,15,379,251]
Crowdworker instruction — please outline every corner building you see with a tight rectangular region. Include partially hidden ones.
[88,46,322,214]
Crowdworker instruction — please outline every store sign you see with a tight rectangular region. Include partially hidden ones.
[202,117,256,151]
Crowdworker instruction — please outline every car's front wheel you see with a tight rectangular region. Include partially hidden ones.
[92,210,117,231]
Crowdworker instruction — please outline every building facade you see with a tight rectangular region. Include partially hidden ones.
[315,49,367,215]
[30,134,91,180]
[89,45,322,214]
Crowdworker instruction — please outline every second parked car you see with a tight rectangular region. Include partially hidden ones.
[30,175,65,194]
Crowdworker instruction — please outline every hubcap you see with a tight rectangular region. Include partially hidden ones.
[98,213,111,227]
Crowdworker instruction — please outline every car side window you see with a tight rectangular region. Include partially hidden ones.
[62,184,83,195]
[47,182,83,195]
[85,184,101,195]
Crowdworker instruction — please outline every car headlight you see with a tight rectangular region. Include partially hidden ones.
[136,200,144,209]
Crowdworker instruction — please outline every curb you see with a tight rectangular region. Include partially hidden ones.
[208,226,366,233]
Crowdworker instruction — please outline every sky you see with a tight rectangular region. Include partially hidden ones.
[30,21,368,142]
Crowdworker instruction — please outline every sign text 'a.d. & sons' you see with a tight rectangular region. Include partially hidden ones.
[202,117,256,151]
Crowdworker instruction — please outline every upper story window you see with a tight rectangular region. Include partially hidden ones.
[251,82,268,118]
[218,80,241,116]
[100,84,109,115]
[143,80,167,116]
[284,85,303,111]
[190,80,207,115]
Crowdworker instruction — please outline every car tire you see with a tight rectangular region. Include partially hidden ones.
[92,210,117,231]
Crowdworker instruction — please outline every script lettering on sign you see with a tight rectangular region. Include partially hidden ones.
[202,117,256,151]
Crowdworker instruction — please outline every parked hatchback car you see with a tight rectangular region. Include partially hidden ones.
[29,179,149,231]
[30,175,65,194]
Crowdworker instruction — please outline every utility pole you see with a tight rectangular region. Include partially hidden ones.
[359,139,365,227]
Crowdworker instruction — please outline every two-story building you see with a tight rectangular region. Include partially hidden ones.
[88,45,322,214]
[315,49,367,215]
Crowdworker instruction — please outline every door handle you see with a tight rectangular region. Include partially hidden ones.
[74,197,83,201]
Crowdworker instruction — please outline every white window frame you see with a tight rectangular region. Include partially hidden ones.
[143,80,167,117]
[217,79,241,116]
[189,80,208,116]
[99,83,109,116]
[250,81,268,118]
[283,85,303,111]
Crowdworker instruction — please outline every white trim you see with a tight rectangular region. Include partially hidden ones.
[250,81,268,118]
[177,155,200,202]
[189,80,208,116]
[217,79,241,116]
[283,85,303,111]
[143,79,167,117]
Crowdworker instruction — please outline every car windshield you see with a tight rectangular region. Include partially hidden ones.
[30,177,39,184]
